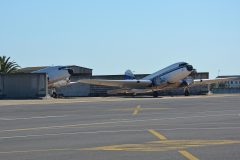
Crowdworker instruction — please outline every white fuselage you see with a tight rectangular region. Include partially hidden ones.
[143,62,193,86]
[32,66,71,88]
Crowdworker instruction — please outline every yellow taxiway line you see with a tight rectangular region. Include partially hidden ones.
[178,150,200,160]
[148,129,199,160]
[133,105,141,116]
[148,129,167,140]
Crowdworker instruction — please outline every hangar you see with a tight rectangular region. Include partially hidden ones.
[0,66,92,99]
[19,65,92,97]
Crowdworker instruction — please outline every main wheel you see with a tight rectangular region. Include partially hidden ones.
[153,91,159,98]
[184,89,190,96]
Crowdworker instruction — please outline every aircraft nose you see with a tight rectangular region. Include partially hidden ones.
[186,65,194,71]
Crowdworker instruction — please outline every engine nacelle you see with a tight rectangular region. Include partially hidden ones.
[180,77,194,87]
[180,80,188,87]
[152,76,167,86]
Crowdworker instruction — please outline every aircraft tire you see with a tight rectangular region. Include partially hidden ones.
[184,89,190,96]
[52,92,58,98]
[153,91,159,98]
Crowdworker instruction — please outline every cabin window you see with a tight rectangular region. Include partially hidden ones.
[179,63,188,67]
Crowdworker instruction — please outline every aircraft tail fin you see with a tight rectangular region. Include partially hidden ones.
[124,70,135,80]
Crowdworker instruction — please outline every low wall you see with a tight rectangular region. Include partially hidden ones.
[0,73,47,99]
[212,88,240,94]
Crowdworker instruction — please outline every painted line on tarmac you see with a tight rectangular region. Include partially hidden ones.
[0,97,163,106]
[133,105,141,116]
[1,94,239,107]
[82,139,240,152]
[148,129,167,140]
[0,148,82,154]
[0,108,238,121]
[0,129,147,140]
[0,113,238,133]
[1,126,240,140]
[2,139,240,154]
[148,129,200,160]
[112,107,170,111]
[0,125,240,140]
[178,150,199,160]
[0,115,68,121]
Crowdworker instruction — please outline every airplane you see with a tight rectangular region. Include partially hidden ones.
[78,62,237,97]
[32,66,74,97]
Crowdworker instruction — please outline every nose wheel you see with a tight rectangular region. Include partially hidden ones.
[52,92,58,98]
[49,89,58,98]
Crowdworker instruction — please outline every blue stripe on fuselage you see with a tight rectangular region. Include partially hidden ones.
[149,66,186,80]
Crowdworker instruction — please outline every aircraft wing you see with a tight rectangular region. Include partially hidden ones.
[77,79,152,88]
[107,82,179,94]
[192,77,239,86]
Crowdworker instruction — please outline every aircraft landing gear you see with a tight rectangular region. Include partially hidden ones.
[153,91,159,98]
[49,89,58,98]
[184,88,190,96]
[52,92,58,98]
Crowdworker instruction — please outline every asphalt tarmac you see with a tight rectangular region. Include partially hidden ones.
[0,95,240,160]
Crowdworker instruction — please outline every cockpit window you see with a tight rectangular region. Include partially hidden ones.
[58,66,66,70]
[179,63,188,67]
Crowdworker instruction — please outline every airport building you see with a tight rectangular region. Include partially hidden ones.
[212,75,240,94]
[0,66,92,98]
[217,75,240,88]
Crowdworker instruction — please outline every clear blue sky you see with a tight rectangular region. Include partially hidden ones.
[0,0,240,77]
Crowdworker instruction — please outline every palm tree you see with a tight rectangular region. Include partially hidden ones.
[0,56,20,74]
